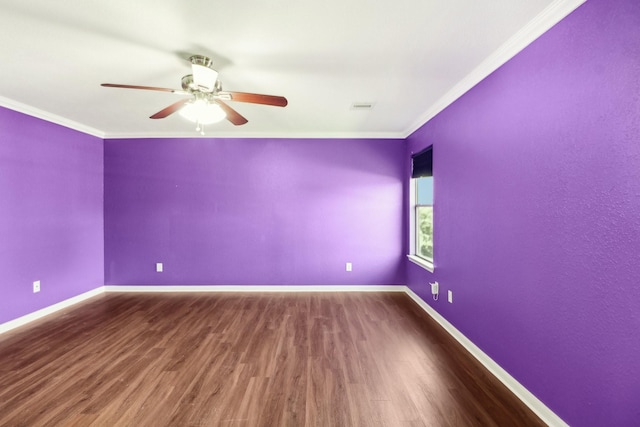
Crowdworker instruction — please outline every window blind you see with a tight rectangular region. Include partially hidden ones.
[411,146,432,178]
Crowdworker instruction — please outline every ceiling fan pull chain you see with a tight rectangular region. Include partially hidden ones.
[196,120,205,135]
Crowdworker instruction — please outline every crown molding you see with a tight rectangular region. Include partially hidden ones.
[0,0,586,142]
[101,131,405,140]
[0,96,402,140]
[403,0,587,138]
[0,96,106,138]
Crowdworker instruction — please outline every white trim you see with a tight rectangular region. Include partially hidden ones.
[407,254,434,272]
[0,287,105,335]
[0,97,404,140]
[409,178,417,255]
[409,177,435,273]
[103,131,404,140]
[0,2,585,142]
[0,99,401,139]
[0,95,106,138]
[404,287,569,427]
[0,285,402,336]
[403,0,587,138]
[0,283,568,425]
[104,285,404,293]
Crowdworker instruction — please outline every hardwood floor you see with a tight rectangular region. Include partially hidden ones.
[0,292,545,426]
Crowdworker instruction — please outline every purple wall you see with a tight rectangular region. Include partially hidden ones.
[406,0,640,425]
[0,108,104,325]
[104,137,405,286]
[4,0,638,422]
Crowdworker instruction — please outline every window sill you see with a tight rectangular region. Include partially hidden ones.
[407,255,434,273]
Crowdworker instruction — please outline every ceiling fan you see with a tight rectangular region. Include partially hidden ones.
[101,55,288,133]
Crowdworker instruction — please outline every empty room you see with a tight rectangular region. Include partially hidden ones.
[1,0,639,425]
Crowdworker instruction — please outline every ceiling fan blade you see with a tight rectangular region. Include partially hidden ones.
[216,100,248,126]
[101,83,188,95]
[225,92,288,107]
[150,99,190,119]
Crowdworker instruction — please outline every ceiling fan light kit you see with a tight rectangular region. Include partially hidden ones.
[179,99,226,124]
[101,54,287,134]
[179,99,226,134]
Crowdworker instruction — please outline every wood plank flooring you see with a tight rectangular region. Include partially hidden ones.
[0,292,546,426]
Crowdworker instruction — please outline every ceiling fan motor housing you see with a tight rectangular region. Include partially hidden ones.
[189,54,213,68]
[187,55,218,92]
[181,75,223,95]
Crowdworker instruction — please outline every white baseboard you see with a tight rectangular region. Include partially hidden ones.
[404,287,568,427]
[1,285,401,336]
[0,283,567,426]
[104,285,405,293]
[0,287,105,335]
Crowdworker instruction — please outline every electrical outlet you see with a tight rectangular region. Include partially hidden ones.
[448,290,453,303]
[33,280,41,293]
[156,262,163,272]
[346,262,352,272]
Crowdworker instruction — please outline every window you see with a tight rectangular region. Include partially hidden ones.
[415,177,433,260]
[408,146,434,271]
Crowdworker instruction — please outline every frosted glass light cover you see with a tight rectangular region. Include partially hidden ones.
[179,100,226,124]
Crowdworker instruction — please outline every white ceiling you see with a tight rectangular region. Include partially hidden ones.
[0,0,583,139]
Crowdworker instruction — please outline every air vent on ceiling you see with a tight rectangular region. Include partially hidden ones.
[351,102,375,110]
